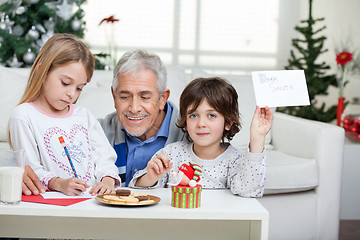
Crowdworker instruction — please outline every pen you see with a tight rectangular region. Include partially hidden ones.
[58,136,78,178]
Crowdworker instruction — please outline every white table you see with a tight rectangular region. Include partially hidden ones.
[0,188,269,240]
[340,138,360,220]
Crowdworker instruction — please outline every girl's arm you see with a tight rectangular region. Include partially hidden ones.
[88,112,121,187]
[10,116,56,189]
[249,106,273,153]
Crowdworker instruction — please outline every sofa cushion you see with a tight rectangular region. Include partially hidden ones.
[166,65,190,107]
[263,150,319,195]
[0,66,30,142]
[76,70,115,119]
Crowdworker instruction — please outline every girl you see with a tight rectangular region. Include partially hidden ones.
[9,33,120,196]
[129,77,272,197]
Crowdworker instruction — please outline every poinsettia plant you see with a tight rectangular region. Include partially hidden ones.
[336,51,353,98]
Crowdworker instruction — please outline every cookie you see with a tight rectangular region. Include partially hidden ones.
[108,198,126,205]
[132,192,148,197]
[116,189,131,196]
[103,195,120,200]
[102,194,119,203]
[138,200,155,205]
[135,195,150,201]
[121,196,139,204]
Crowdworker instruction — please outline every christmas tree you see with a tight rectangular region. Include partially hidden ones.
[277,0,338,122]
[0,0,86,68]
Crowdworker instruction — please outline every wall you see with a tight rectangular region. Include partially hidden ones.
[300,0,360,110]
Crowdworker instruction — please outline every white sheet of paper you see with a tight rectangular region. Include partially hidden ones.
[41,188,93,199]
[251,70,310,108]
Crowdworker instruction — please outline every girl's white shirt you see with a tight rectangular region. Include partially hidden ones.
[9,102,120,188]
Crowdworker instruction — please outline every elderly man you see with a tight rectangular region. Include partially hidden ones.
[22,50,184,194]
[99,50,184,186]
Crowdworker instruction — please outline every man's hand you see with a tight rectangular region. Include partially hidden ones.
[22,165,46,195]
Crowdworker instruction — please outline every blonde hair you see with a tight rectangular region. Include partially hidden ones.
[8,33,95,146]
[19,33,94,104]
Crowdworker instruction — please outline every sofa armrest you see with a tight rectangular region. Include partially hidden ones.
[272,112,343,159]
[271,112,345,239]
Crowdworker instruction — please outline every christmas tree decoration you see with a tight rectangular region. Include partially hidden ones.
[6,53,23,68]
[1,15,14,32]
[36,18,55,47]
[27,26,39,40]
[0,14,5,30]
[35,23,46,34]
[27,0,40,4]
[55,0,75,21]
[8,0,22,17]
[71,17,81,31]
[14,5,26,15]
[0,0,87,67]
[23,48,35,64]
[12,25,24,36]
[277,0,338,123]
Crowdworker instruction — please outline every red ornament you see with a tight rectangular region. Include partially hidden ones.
[336,52,353,66]
[342,114,360,141]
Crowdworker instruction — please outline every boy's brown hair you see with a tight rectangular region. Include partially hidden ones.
[177,77,241,143]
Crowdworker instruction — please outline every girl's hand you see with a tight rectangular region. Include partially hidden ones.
[89,176,115,196]
[135,153,173,187]
[49,177,89,196]
[249,106,273,153]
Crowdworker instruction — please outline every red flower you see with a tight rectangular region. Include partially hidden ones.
[99,15,120,25]
[336,52,353,66]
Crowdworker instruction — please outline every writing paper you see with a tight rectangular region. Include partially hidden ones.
[251,70,310,108]
[41,189,93,199]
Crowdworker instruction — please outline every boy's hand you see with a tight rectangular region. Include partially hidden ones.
[146,153,173,181]
[135,153,173,187]
[89,176,115,196]
[249,106,273,153]
[251,106,273,136]
[50,177,89,196]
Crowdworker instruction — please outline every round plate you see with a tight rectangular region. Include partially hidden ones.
[95,193,160,207]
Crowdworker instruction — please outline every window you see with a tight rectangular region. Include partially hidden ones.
[83,0,299,75]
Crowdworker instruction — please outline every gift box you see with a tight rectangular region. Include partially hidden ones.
[171,185,202,208]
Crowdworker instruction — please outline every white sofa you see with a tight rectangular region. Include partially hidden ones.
[0,65,345,240]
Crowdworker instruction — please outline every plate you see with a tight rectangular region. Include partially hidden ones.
[95,193,160,207]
